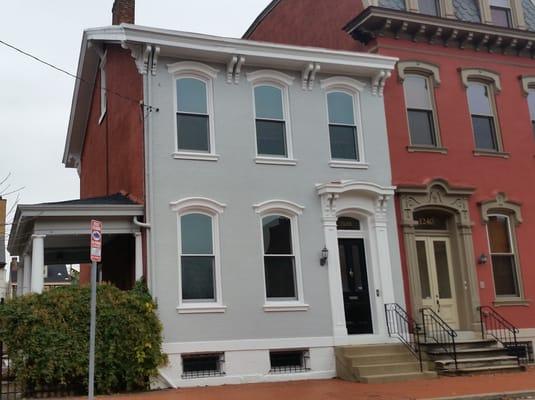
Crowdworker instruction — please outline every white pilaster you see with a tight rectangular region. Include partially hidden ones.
[134,232,143,281]
[16,263,24,297]
[23,254,32,294]
[31,235,46,294]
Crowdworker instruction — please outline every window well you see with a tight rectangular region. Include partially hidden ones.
[269,350,310,374]
[181,353,225,379]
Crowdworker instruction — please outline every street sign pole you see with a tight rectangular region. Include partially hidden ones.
[88,220,102,400]
[88,260,97,399]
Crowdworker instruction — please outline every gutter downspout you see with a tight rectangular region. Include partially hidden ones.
[133,216,151,229]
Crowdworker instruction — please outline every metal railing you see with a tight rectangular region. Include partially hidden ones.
[385,303,423,371]
[479,306,526,364]
[420,307,458,370]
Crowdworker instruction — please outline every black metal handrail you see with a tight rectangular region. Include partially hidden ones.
[420,307,458,370]
[385,303,423,372]
[479,306,525,364]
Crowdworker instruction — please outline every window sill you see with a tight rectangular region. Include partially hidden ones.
[173,152,220,162]
[263,303,310,312]
[329,160,369,170]
[407,145,448,154]
[177,304,227,314]
[473,150,510,159]
[255,157,297,166]
[493,299,531,307]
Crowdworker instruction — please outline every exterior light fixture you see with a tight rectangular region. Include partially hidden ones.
[478,253,488,265]
[320,247,329,266]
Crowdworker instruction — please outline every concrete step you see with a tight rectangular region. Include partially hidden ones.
[338,344,408,357]
[422,338,498,351]
[347,352,418,366]
[427,346,508,359]
[360,371,437,384]
[355,361,422,376]
[442,364,525,376]
[436,355,519,370]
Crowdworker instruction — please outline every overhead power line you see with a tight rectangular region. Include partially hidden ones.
[0,39,159,112]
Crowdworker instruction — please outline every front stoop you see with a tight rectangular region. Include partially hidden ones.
[335,344,437,383]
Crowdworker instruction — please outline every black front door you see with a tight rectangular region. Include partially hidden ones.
[338,238,373,334]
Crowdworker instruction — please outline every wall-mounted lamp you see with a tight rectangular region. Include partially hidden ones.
[320,247,329,266]
[478,253,488,265]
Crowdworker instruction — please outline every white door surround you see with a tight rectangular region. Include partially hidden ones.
[317,181,398,345]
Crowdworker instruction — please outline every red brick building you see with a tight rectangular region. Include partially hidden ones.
[247,0,535,353]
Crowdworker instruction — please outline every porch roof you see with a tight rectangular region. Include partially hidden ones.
[7,194,144,256]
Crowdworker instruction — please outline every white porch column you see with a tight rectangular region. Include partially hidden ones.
[320,194,348,338]
[372,196,397,336]
[23,254,32,294]
[16,263,24,297]
[134,232,143,281]
[31,234,45,294]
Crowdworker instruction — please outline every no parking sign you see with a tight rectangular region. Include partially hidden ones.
[90,220,102,262]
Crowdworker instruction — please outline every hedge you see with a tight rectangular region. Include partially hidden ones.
[0,282,167,395]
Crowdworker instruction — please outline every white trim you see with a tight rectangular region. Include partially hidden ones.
[98,50,108,124]
[167,61,219,78]
[177,304,227,314]
[316,180,396,196]
[329,161,369,169]
[253,200,305,216]
[255,157,298,166]
[263,302,310,312]
[169,62,218,159]
[247,70,295,86]
[170,197,227,215]
[172,152,220,162]
[320,76,367,92]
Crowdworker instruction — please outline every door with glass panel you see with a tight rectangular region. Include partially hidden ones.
[416,237,460,329]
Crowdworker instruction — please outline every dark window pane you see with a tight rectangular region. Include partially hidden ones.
[181,213,213,254]
[528,92,535,136]
[491,6,512,28]
[468,84,493,116]
[408,109,436,146]
[337,217,360,231]
[327,92,355,125]
[416,241,432,299]
[472,115,498,150]
[255,85,284,120]
[414,210,449,230]
[177,78,207,114]
[433,241,452,299]
[329,125,358,160]
[404,75,432,110]
[488,215,511,253]
[492,255,519,296]
[263,216,292,254]
[418,0,440,15]
[264,256,296,299]
[256,120,287,156]
[181,256,215,300]
[177,114,209,152]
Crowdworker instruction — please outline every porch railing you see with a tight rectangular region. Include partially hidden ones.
[385,303,423,372]
[478,306,526,364]
[420,307,458,370]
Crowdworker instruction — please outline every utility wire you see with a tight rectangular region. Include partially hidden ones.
[0,39,159,112]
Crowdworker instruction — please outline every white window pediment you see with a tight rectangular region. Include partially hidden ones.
[460,68,502,92]
[253,200,305,216]
[247,70,295,87]
[397,60,441,86]
[170,197,226,215]
[167,61,219,79]
[320,76,367,93]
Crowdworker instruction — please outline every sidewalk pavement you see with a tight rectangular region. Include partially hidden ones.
[88,368,535,400]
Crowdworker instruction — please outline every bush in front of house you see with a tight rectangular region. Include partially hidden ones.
[0,282,167,395]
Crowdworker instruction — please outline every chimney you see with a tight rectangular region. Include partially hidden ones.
[112,0,135,25]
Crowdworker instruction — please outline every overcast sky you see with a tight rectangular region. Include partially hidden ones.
[0,0,270,255]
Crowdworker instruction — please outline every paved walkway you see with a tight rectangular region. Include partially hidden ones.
[88,368,535,400]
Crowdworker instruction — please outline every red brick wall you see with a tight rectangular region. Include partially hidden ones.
[80,45,144,203]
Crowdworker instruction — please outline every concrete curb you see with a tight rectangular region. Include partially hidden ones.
[426,390,535,400]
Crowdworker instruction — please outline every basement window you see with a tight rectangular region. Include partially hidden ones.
[181,353,225,379]
[269,349,310,374]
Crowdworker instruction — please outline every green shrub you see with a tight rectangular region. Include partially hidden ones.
[0,282,167,395]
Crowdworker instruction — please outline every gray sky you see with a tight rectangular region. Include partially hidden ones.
[0,0,270,255]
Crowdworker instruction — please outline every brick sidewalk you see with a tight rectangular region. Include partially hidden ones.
[88,368,535,400]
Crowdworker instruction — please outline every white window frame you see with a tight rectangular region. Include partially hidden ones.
[485,213,524,301]
[170,197,226,313]
[247,70,296,165]
[253,200,308,312]
[98,51,107,124]
[168,62,219,162]
[321,77,367,169]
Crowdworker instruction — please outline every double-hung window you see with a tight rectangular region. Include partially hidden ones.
[403,75,438,147]
[327,91,359,161]
[528,89,535,136]
[176,78,211,153]
[254,85,289,157]
[467,82,499,151]
[490,0,513,28]
[487,214,520,297]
